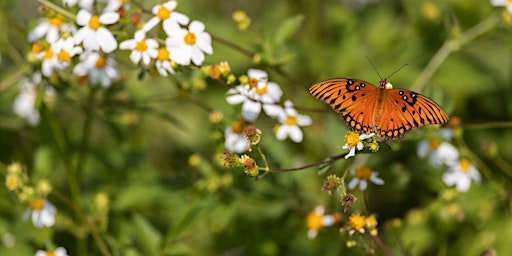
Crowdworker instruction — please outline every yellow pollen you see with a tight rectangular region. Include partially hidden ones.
[210,65,221,79]
[88,15,101,30]
[459,159,471,172]
[348,213,366,231]
[32,42,45,54]
[58,50,71,62]
[184,32,196,45]
[135,39,148,52]
[285,116,297,126]
[306,211,323,231]
[255,85,267,95]
[248,77,258,88]
[47,252,55,256]
[354,166,373,180]
[157,6,171,20]
[44,49,54,59]
[429,140,441,149]
[232,122,243,134]
[157,47,170,61]
[48,13,64,27]
[29,197,44,211]
[345,131,361,147]
[96,55,107,68]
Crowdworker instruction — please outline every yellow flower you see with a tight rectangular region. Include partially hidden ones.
[348,213,366,233]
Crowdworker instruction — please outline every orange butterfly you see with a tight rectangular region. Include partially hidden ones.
[309,78,448,139]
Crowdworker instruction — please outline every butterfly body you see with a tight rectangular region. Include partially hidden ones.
[309,78,448,139]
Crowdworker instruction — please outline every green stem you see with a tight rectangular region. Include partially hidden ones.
[411,12,499,92]
[38,0,76,21]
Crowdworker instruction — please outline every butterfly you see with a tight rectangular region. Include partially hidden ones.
[309,78,448,139]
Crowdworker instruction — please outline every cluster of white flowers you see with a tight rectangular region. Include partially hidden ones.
[417,129,481,192]
[224,69,312,152]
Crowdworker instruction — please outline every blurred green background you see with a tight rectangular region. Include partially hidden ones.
[0,0,511,255]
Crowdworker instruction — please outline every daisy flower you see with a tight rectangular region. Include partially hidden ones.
[347,213,366,234]
[348,166,384,191]
[225,69,282,122]
[225,121,247,153]
[24,197,56,228]
[155,46,175,76]
[306,206,336,239]
[275,100,312,143]
[166,20,213,66]
[442,159,481,192]
[13,72,55,126]
[417,140,459,167]
[142,0,189,35]
[35,247,68,256]
[343,131,374,159]
[38,37,83,77]
[73,51,119,88]
[119,31,158,65]
[28,14,74,43]
[491,0,512,14]
[74,9,119,53]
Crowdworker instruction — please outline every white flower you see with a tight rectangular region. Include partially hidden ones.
[28,14,75,43]
[442,159,481,192]
[142,0,189,35]
[417,140,459,167]
[104,0,125,12]
[343,132,375,159]
[155,47,175,76]
[348,166,384,191]
[13,73,55,126]
[24,198,56,228]
[73,51,119,88]
[166,20,213,66]
[275,100,312,143]
[225,123,247,153]
[119,31,158,65]
[225,69,282,122]
[74,9,119,53]
[306,206,336,239]
[38,37,83,77]
[35,247,68,256]
[491,0,512,14]
[63,0,93,9]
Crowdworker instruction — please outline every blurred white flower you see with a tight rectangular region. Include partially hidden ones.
[491,0,512,14]
[442,159,481,192]
[155,47,175,76]
[166,20,213,66]
[348,166,384,191]
[142,0,189,35]
[28,14,74,43]
[73,51,119,88]
[417,140,459,167]
[275,100,312,143]
[119,31,158,65]
[24,198,56,228]
[13,73,55,126]
[74,9,119,53]
[343,132,374,159]
[225,69,282,122]
[63,0,93,9]
[224,122,246,153]
[35,247,68,256]
[306,206,336,239]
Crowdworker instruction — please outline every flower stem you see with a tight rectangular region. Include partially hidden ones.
[38,0,76,21]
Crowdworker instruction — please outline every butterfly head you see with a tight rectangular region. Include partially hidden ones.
[379,78,393,89]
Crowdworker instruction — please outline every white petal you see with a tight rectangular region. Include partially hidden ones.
[225,93,246,105]
[189,20,205,33]
[46,27,59,43]
[129,51,141,64]
[119,39,136,50]
[76,9,92,26]
[417,140,430,158]
[321,215,336,226]
[73,27,89,44]
[275,126,288,141]
[307,230,318,239]
[99,12,120,25]
[297,114,312,126]
[172,12,190,25]
[28,22,48,42]
[344,147,356,159]
[242,100,262,120]
[162,19,181,35]
[163,0,177,11]
[83,30,100,51]
[370,174,384,185]
[142,17,160,32]
[455,176,471,192]
[348,178,359,190]
[442,171,458,186]
[287,126,303,143]
[96,27,118,53]
[190,47,205,65]
[248,69,267,80]
[262,104,282,118]
[359,180,368,191]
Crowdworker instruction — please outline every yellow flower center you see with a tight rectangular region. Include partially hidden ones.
[44,49,54,59]
[344,131,361,147]
[29,197,44,211]
[348,213,366,231]
[32,42,45,54]
[232,122,243,134]
[354,166,373,180]
[210,64,221,79]
[88,15,101,30]
[48,13,64,27]
[306,211,323,231]
[157,6,171,20]
[58,50,71,62]
[429,140,441,149]
[248,77,258,88]
[47,252,55,256]
[255,85,267,95]
[157,47,170,61]
[459,159,471,172]
[184,32,196,45]
[285,116,297,126]
[96,55,107,68]
[5,174,20,190]
[135,39,148,52]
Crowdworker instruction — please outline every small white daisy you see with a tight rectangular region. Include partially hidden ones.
[224,122,247,153]
[348,166,384,191]
[24,198,56,228]
[13,73,55,126]
[38,37,83,77]
[28,14,75,43]
[74,9,119,53]
[119,31,158,65]
[491,0,512,14]
[343,131,375,159]
[142,0,190,35]
[275,100,312,143]
[35,247,68,256]
[442,159,481,192]
[417,140,459,167]
[155,46,175,76]
[166,20,213,66]
[73,51,119,88]
[306,206,336,239]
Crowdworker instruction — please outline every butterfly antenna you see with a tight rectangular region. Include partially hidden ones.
[387,63,409,79]
[365,56,382,80]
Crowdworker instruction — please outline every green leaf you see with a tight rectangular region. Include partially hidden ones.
[133,213,162,256]
[273,15,304,46]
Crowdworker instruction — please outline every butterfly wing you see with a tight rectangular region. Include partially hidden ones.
[376,88,449,139]
[309,79,379,135]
